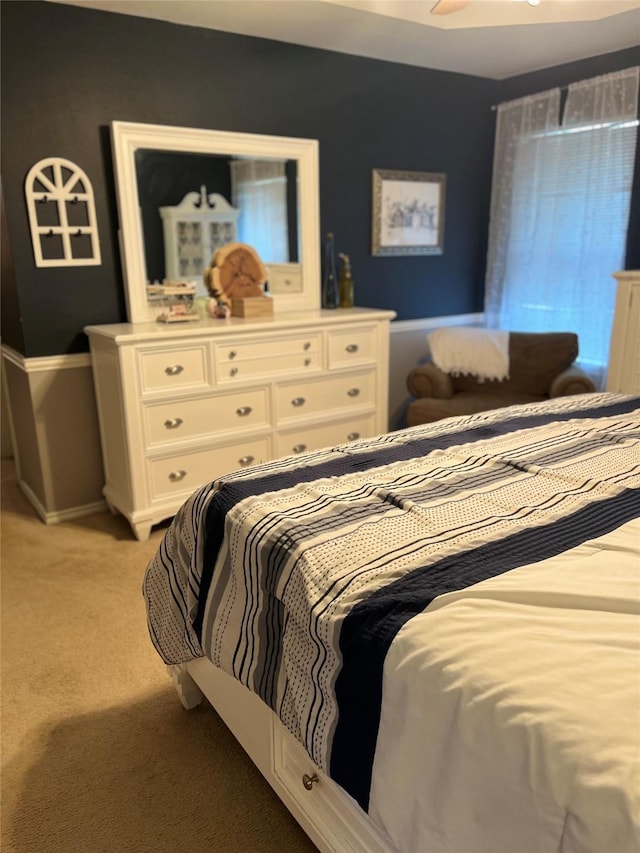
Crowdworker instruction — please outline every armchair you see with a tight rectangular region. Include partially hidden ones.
[406,331,596,426]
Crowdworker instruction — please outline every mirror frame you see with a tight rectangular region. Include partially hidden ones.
[111,120,320,324]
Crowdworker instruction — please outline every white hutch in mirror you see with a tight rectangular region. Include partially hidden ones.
[85,121,395,541]
[160,187,239,290]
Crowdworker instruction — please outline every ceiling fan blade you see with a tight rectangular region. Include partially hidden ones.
[431,0,470,14]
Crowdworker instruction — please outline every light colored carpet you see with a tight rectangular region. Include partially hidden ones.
[1,460,316,852]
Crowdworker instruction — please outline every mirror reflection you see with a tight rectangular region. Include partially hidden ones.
[135,149,299,298]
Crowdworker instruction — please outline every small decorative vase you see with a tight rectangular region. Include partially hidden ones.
[338,253,354,308]
[322,232,339,309]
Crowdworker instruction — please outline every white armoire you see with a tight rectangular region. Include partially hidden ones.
[606,270,640,394]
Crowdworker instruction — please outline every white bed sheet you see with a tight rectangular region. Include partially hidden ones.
[371,518,640,853]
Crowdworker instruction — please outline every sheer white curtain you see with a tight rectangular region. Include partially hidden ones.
[230,159,288,263]
[484,67,639,387]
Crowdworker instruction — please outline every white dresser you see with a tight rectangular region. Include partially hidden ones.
[606,270,640,394]
[85,308,395,540]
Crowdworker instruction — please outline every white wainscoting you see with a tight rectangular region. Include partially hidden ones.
[1,345,107,524]
[388,314,484,430]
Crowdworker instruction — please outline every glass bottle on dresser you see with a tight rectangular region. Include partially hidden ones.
[338,253,354,308]
[322,232,339,309]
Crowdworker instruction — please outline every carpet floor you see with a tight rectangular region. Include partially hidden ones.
[1,460,316,852]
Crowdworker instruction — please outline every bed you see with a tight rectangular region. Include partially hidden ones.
[143,392,640,853]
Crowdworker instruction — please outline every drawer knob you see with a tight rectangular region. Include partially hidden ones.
[236,406,252,417]
[291,397,306,407]
[229,350,237,359]
[238,455,254,466]
[347,388,360,397]
[304,358,312,366]
[348,432,360,441]
[230,367,238,377]
[165,364,184,376]
[303,341,311,351]
[346,344,359,353]
[293,443,307,454]
[302,773,319,791]
[164,417,183,430]
[168,470,187,482]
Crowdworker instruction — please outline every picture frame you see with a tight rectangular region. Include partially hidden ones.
[371,168,445,256]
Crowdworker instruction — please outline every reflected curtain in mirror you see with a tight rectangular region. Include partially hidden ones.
[231,159,288,263]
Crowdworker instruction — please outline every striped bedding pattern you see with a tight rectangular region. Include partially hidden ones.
[143,392,640,811]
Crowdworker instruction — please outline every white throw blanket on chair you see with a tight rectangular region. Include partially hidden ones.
[428,327,510,382]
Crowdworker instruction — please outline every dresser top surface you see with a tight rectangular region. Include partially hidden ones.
[85,306,397,344]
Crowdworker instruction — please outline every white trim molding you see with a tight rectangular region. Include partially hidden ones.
[1,345,92,373]
[390,313,485,334]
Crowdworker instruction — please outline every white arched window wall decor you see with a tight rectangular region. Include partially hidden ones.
[25,157,101,267]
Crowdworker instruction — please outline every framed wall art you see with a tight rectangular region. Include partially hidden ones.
[371,168,445,256]
[25,157,101,267]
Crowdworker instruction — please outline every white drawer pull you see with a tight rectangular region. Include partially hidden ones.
[303,341,311,351]
[236,406,252,417]
[238,455,254,466]
[168,470,187,482]
[348,432,360,441]
[165,364,184,376]
[304,358,312,366]
[291,397,306,407]
[293,443,307,454]
[346,344,359,353]
[230,367,238,377]
[229,350,237,359]
[164,417,184,429]
[302,773,319,791]
[347,388,360,397]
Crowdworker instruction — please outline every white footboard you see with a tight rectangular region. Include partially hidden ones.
[173,658,394,853]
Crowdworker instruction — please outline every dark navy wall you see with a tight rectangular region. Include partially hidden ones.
[0,1,637,356]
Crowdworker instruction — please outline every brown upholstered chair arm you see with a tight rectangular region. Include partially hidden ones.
[407,363,454,400]
[549,365,596,398]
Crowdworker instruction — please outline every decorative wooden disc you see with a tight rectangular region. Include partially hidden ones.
[204,242,268,305]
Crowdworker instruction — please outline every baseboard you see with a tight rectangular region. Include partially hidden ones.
[18,477,107,524]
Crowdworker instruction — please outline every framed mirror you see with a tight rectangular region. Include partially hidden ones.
[111,121,320,323]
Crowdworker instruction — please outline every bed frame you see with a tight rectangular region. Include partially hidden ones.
[171,658,394,853]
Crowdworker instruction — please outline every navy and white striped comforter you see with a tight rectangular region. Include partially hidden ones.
[143,393,640,821]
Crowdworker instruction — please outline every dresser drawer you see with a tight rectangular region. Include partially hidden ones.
[267,263,303,295]
[276,371,375,423]
[276,414,375,457]
[328,325,377,368]
[147,437,271,500]
[137,344,209,393]
[215,334,322,382]
[143,388,269,448]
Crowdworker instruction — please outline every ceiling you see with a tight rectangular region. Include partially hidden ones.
[47,0,640,79]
